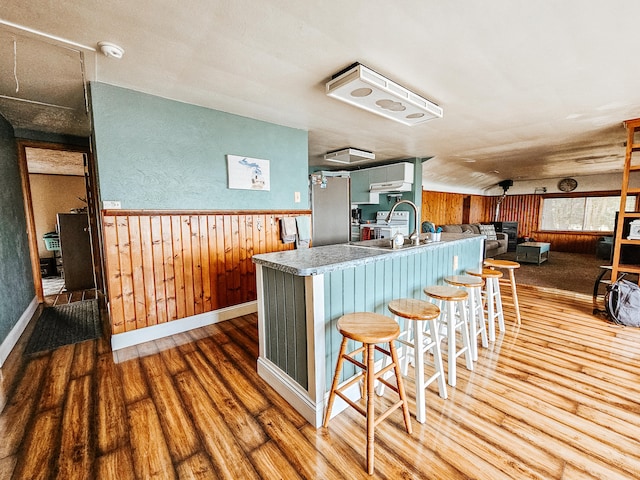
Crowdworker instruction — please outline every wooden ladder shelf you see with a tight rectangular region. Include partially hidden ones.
[610,118,640,281]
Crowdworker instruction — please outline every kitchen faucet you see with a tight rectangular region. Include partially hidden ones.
[386,199,420,245]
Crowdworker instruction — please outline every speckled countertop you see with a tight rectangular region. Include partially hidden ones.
[252,233,483,276]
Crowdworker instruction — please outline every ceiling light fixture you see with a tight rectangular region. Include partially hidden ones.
[98,41,124,59]
[324,148,375,164]
[326,63,443,126]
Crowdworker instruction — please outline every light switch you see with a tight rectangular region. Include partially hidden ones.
[294,191,301,203]
[103,200,121,209]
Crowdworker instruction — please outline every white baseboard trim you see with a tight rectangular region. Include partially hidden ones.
[0,296,38,368]
[258,356,321,427]
[111,301,257,351]
[257,356,362,428]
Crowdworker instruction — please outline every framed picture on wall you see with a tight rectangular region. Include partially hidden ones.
[227,155,270,191]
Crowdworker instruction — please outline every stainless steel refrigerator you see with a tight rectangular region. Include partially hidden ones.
[311,174,351,246]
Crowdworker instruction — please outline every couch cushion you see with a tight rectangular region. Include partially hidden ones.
[485,240,500,250]
[478,224,498,240]
[441,224,463,233]
[460,224,475,234]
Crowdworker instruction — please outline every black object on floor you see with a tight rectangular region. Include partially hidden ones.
[25,299,101,355]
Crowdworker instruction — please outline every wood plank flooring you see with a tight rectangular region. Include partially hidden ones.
[1,284,640,479]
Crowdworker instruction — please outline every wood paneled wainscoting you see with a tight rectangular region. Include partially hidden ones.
[102,210,309,346]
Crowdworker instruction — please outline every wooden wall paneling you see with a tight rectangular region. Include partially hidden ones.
[246,215,256,300]
[231,215,241,305]
[238,215,248,304]
[171,216,186,320]
[198,215,212,313]
[468,195,486,224]
[103,216,124,334]
[140,216,158,328]
[215,215,227,309]
[223,215,236,306]
[102,211,308,336]
[151,216,167,325]
[189,215,203,315]
[115,216,136,332]
[421,191,465,226]
[127,217,147,330]
[206,216,219,311]
[161,216,177,322]
[180,216,195,318]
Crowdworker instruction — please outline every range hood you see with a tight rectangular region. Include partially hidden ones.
[369,180,412,193]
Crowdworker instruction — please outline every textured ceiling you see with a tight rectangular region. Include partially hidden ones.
[2,1,640,191]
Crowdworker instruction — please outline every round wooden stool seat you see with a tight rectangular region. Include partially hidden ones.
[467,268,504,279]
[337,312,401,344]
[444,275,483,288]
[388,298,440,321]
[423,285,468,301]
[484,259,520,270]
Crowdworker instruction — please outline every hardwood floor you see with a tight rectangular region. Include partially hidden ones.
[1,284,640,479]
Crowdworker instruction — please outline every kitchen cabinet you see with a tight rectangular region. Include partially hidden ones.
[350,169,379,204]
[350,162,414,204]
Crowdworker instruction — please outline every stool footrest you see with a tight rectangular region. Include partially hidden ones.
[374,399,405,427]
[376,376,400,394]
[374,362,397,380]
[335,390,366,417]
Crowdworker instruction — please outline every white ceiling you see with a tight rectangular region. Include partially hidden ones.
[2,1,640,191]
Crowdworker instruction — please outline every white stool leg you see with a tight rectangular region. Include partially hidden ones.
[413,319,426,423]
[486,278,496,342]
[473,286,488,350]
[446,300,457,387]
[458,300,474,372]
[428,318,448,400]
[465,290,478,361]
[494,278,506,332]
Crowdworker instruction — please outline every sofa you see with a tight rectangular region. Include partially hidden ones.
[438,223,508,258]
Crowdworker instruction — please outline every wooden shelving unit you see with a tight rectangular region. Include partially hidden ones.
[611,118,640,281]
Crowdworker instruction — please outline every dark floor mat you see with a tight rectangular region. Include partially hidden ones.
[25,299,101,355]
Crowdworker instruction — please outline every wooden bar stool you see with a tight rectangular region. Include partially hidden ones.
[423,286,474,387]
[444,275,488,361]
[323,312,412,475]
[484,259,522,324]
[467,268,505,342]
[379,298,447,424]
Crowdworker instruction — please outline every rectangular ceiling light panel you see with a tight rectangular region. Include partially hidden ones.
[326,64,443,126]
[324,147,375,164]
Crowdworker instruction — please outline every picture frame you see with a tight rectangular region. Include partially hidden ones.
[227,155,270,191]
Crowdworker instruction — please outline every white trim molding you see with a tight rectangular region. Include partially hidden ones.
[110,301,257,351]
[0,296,38,367]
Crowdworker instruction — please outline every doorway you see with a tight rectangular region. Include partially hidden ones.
[17,140,103,306]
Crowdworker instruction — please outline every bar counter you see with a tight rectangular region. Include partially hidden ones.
[252,233,484,426]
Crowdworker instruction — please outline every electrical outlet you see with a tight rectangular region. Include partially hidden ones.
[453,255,458,270]
[103,200,121,209]
[294,191,301,203]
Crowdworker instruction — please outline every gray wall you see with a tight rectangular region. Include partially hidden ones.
[0,115,35,344]
[91,83,309,210]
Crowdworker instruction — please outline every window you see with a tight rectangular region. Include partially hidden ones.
[540,195,637,231]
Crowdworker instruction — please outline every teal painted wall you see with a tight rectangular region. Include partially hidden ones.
[90,83,309,210]
[0,115,35,345]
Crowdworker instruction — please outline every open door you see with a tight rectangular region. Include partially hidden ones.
[17,140,103,303]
